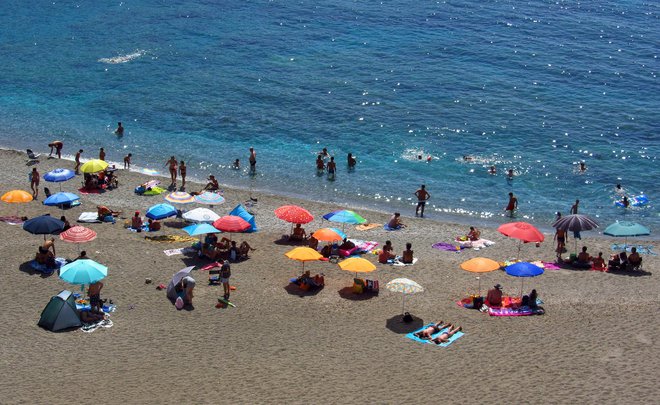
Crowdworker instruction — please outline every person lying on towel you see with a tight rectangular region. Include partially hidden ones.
[432,324,462,345]
[414,321,449,340]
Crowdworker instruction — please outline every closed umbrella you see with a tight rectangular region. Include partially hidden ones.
[44,168,75,191]
[146,203,178,220]
[80,159,108,174]
[59,259,108,285]
[182,207,220,223]
[386,278,424,316]
[460,257,501,295]
[23,215,65,240]
[60,226,97,254]
[195,192,225,206]
[497,222,545,258]
[275,205,314,224]
[603,221,651,248]
[505,262,544,297]
[1,190,33,218]
[285,247,323,274]
[552,214,599,254]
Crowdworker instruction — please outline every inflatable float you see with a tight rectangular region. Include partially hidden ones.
[615,194,649,208]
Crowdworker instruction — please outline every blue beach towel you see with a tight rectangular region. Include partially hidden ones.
[384,224,402,231]
[610,244,656,256]
[406,323,465,347]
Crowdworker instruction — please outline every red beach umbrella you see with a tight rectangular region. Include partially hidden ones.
[497,222,544,259]
[274,205,314,224]
[60,225,97,254]
[212,216,251,233]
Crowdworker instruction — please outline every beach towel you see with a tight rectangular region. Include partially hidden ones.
[163,247,197,256]
[432,242,465,252]
[78,186,105,195]
[392,257,418,266]
[145,235,198,243]
[355,223,381,231]
[0,216,24,225]
[77,212,102,223]
[539,261,561,270]
[143,186,166,196]
[610,244,656,256]
[81,319,113,333]
[458,238,495,250]
[406,324,465,347]
[351,239,379,253]
[128,225,151,233]
[29,257,66,274]
[383,224,402,231]
[488,307,545,316]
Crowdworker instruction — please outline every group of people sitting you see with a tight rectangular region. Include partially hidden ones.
[292,270,324,289]
[413,321,462,345]
[83,168,118,191]
[608,248,643,271]
[378,241,414,264]
[201,233,255,262]
[130,211,161,232]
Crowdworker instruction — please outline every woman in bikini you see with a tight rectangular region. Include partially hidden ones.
[165,156,178,186]
[179,160,187,189]
[432,324,462,344]
[414,321,448,340]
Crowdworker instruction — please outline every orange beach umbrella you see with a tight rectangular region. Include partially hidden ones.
[285,247,323,274]
[2,190,33,218]
[460,257,501,295]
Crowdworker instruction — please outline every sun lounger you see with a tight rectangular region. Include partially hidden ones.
[26,149,41,164]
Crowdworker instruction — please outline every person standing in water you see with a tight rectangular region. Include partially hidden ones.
[347,153,356,169]
[327,156,336,180]
[48,141,63,159]
[123,153,132,170]
[115,122,124,136]
[505,192,518,217]
[99,147,106,161]
[179,160,187,189]
[414,185,431,217]
[249,147,257,173]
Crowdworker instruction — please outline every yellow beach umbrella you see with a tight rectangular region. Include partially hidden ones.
[285,247,323,274]
[460,257,500,295]
[80,159,109,174]
[2,190,33,218]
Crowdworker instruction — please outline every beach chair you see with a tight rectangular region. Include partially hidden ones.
[26,149,41,164]
[208,268,221,285]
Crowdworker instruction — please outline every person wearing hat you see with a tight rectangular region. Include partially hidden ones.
[220,260,231,300]
[131,211,143,230]
[486,284,503,307]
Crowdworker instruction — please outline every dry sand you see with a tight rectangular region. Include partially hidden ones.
[0,148,657,404]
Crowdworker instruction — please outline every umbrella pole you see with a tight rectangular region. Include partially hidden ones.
[402,293,406,315]
[520,278,524,298]
[517,241,522,259]
[478,277,481,296]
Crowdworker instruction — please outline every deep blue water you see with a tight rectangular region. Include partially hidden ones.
[1,0,658,230]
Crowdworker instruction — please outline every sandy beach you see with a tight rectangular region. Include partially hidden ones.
[0,148,657,404]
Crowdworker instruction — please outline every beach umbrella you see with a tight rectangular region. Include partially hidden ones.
[275,205,314,224]
[80,159,109,174]
[44,192,80,209]
[212,215,251,242]
[1,190,33,218]
[338,257,376,278]
[165,191,195,205]
[44,168,75,191]
[195,192,225,206]
[60,225,97,254]
[497,222,544,258]
[386,278,424,316]
[23,215,65,240]
[312,227,346,243]
[146,203,178,220]
[505,262,544,298]
[285,247,323,274]
[182,207,220,223]
[183,223,220,237]
[59,259,108,285]
[603,221,651,248]
[460,257,501,295]
[552,214,599,254]
[166,266,195,300]
[323,210,366,231]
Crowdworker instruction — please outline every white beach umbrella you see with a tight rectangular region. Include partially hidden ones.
[182,208,221,223]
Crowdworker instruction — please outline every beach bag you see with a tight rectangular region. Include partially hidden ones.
[175,297,184,309]
[472,297,484,309]
[402,312,413,323]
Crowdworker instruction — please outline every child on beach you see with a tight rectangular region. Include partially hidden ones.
[220,260,231,300]
[99,147,106,161]
[124,153,132,170]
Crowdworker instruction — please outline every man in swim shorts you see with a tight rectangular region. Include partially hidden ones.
[327,156,336,179]
[414,321,447,340]
[48,141,63,158]
[414,184,430,217]
[249,147,256,172]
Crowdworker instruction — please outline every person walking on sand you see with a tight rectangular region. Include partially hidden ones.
[48,141,63,159]
[74,149,83,174]
[165,156,178,186]
[30,167,40,198]
[179,160,187,189]
[99,147,106,161]
[249,147,257,172]
[414,184,431,217]
[114,122,124,136]
[505,192,518,217]
[123,153,132,170]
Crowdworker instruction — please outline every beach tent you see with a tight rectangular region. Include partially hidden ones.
[37,290,81,332]
[229,204,257,232]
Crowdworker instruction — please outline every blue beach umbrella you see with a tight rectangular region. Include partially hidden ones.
[183,223,220,237]
[23,215,65,239]
[44,192,80,207]
[505,262,544,298]
[146,203,178,220]
[323,209,367,231]
[59,259,108,285]
[44,168,75,191]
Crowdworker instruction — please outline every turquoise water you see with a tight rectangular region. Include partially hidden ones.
[1,0,658,230]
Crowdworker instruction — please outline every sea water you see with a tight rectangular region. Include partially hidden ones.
[1,0,658,231]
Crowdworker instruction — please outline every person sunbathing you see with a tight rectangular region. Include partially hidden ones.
[414,321,448,340]
[432,324,462,344]
[80,310,105,323]
[387,212,405,229]
[202,175,219,192]
[290,224,307,241]
[628,247,642,270]
[467,226,480,241]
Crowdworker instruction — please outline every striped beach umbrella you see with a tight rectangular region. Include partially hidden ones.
[60,226,97,254]
[195,192,225,206]
[165,191,195,204]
